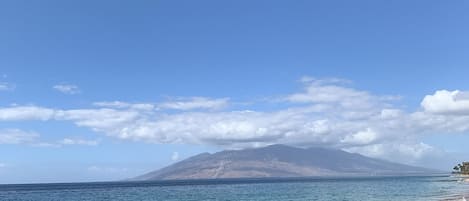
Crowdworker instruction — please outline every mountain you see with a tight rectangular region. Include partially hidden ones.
[134,144,436,181]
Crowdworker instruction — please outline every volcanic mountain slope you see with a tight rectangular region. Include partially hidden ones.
[134,144,435,180]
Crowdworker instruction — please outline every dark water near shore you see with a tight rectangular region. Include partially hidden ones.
[1,176,468,201]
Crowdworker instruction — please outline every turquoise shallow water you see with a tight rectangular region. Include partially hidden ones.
[0,176,468,201]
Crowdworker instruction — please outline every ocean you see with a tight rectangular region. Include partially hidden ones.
[0,175,468,201]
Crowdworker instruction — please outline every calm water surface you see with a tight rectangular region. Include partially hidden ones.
[1,176,468,201]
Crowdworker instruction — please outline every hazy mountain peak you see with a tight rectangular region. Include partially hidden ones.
[134,144,437,181]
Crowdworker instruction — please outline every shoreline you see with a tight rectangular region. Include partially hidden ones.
[438,175,469,201]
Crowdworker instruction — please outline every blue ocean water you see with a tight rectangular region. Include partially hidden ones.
[0,176,468,201]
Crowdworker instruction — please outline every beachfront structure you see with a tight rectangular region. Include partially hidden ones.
[461,162,469,174]
[454,162,469,174]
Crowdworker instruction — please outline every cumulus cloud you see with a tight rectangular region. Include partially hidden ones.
[0,129,39,144]
[345,142,442,165]
[286,78,400,116]
[340,128,378,146]
[455,91,469,101]
[2,78,469,165]
[53,84,80,94]
[0,106,55,121]
[0,80,424,161]
[55,109,141,134]
[421,90,469,115]
[158,97,229,110]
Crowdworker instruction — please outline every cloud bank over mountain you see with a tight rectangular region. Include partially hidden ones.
[1,77,469,165]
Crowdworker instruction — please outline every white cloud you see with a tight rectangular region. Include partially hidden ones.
[27,138,100,148]
[4,78,469,165]
[45,105,408,152]
[341,128,378,146]
[0,127,99,147]
[345,142,442,165]
[421,90,469,115]
[0,106,55,121]
[93,101,130,108]
[93,101,155,111]
[455,91,469,101]
[0,82,14,91]
[171,152,180,161]
[0,129,39,144]
[55,109,141,134]
[288,84,368,104]
[53,84,80,94]
[286,79,398,114]
[380,109,403,119]
[299,76,351,85]
[158,97,229,110]
[59,138,99,146]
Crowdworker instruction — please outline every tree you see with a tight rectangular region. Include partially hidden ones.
[454,166,460,172]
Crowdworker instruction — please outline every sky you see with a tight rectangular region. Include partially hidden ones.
[0,0,468,184]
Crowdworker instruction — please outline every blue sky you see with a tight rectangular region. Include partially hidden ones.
[0,0,468,184]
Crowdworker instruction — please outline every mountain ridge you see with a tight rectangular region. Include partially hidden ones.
[134,144,438,181]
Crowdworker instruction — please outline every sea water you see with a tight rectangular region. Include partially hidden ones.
[0,176,468,201]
